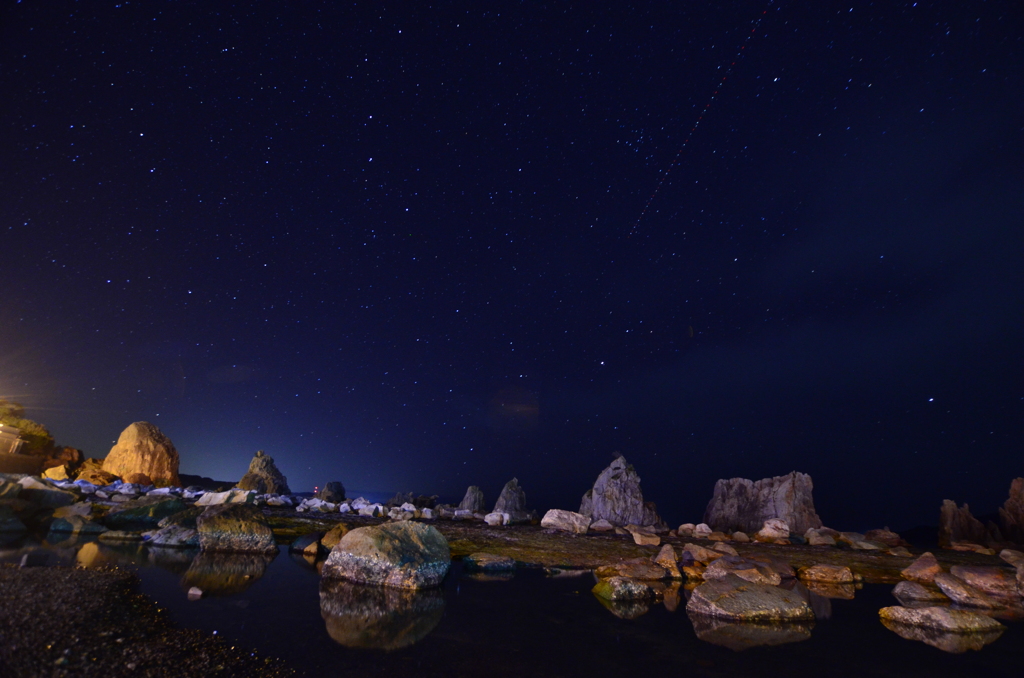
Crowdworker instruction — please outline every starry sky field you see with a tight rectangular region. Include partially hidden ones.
[2,1,1022,530]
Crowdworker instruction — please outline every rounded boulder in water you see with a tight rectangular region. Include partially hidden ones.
[321,521,450,589]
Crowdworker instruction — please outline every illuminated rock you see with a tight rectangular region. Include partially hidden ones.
[196,503,277,554]
[101,422,180,487]
[703,471,822,535]
[579,456,662,528]
[938,499,987,549]
[322,521,450,589]
[686,574,815,621]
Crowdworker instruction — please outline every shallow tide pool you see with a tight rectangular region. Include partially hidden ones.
[5,538,1024,677]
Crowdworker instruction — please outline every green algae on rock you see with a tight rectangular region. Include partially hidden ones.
[322,521,450,589]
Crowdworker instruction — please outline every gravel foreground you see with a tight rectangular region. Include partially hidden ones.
[0,564,293,678]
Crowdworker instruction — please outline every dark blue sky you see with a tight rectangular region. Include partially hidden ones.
[2,1,1022,530]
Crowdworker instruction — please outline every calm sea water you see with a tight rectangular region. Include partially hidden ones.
[5,537,1023,678]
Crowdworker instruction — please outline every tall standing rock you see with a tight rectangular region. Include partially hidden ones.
[998,478,1024,545]
[236,450,291,495]
[493,478,530,521]
[317,481,346,503]
[579,455,663,528]
[458,486,486,512]
[102,422,181,487]
[703,471,822,535]
[938,500,987,548]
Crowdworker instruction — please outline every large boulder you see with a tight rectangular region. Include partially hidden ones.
[196,503,277,554]
[493,478,531,522]
[686,574,815,621]
[703,471,822,535]
[322,522,451,589]
[457,485,486,512]
[235,450,290,495]
[949,565,1020,599]
[540,509,589,534]
[938,500,987,549]
[105,496,187,530]
[317,481,346,503]
[579,456,662,528]
[101,422,181,487]
[998,478,1024,544]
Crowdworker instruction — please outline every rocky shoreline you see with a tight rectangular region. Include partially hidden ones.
[0,564,292,678]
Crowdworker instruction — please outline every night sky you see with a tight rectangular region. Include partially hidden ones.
[2,1,1022,531]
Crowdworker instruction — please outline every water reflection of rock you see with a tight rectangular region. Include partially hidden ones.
[594,595,651,619]
[147,546,199,575]
[804,581,857,600]
[688,612,815,651]
[75,541,148,568]
[880,619,1004,653]
[319,579,445,650]
[181,552,273,596]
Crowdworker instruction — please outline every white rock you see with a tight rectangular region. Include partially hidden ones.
[484,512,509,526]
[194,489,255,506]
[590,519,615,532]
[454,509,474,519]
[338,503,351,513]
[677,523,696,538]
[146,487,173,496]
[419,507,434,520]
[693,523,713,539]
[187,586,203,601]
[350,497,371,510]
[400,502,417,512]
[266,495,293,507]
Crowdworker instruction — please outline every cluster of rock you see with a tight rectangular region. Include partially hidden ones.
[430,478,538,526]
[939,478,1024,553]
[879,549,1023,650]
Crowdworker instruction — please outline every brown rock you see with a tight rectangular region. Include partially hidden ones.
[682,543,724,565]
[653,544,682,579]
[949,565,1020,599]
[798,564,854,583]
[703,471,822,535]
[713,543,739,556]
[75,458,119,486]
[540,509,590,534]
[901,552,941,585]
[934,572,1003,609]
[41,446,84,473]
[949,541,996,555]
[631,531,661,546]
[682,564,706,580]
[863,527,906,548]
[893,580,950,603]
[879,605,1004,632]
[321,523,350,551]
[102,422,180,487]
[938,500,987,549]
[595,557,668,581]
[703,557,781,586]
[125,472,152,486]
[686,574,815,621]
[998,478,1024,544]
[731,531,750,543]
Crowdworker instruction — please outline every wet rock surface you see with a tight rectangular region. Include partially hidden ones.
[322,521,451,588]
[686,574,815,621]
[197,503,278,554]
